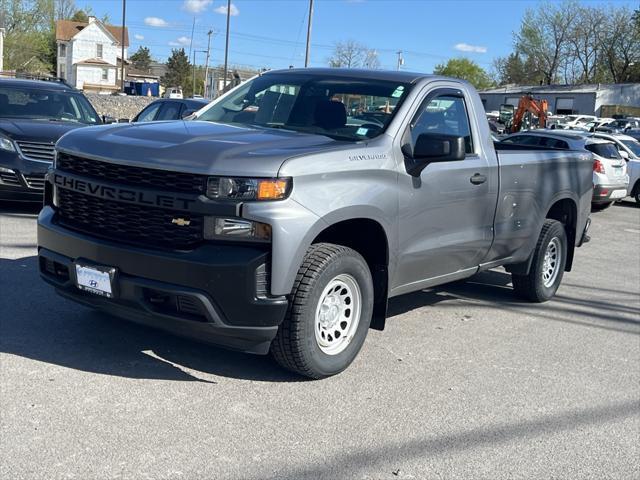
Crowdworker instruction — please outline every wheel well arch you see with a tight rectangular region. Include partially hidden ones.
[545,197,577,271]
[312,218,389,330]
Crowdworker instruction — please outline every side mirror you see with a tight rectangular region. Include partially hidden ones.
[102,115,117,124]
[403,133,466,177]
[619,150,629,160]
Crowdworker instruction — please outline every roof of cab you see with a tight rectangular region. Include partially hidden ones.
[0,78,75,92]
[264,68,446,84]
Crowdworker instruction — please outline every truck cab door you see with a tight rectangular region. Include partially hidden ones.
[392,87,498,295]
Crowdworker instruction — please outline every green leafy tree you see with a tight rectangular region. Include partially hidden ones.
[162,48,192,96]
[3,0,56,74]
[70,9,88,22]
[433,58,493,90]
[130,46,152,71]
[493,52,543,86]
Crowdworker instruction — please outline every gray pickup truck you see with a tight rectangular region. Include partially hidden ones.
[38,69,592,378]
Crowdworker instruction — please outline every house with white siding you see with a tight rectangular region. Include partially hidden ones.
[55,17,129,93]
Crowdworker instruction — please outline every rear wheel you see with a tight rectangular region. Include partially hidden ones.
[512,219,567,303]
[270,243,373,379]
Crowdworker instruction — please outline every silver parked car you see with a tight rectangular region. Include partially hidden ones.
[588,132,640,204]
[501,130,629,210]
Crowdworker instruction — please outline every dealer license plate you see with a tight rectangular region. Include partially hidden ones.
[75,263,116,298]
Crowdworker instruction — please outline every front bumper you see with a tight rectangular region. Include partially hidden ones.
[37,207,288,354]
[592,183,629,203]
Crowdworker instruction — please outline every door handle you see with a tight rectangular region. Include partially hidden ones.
[470,173,487,185]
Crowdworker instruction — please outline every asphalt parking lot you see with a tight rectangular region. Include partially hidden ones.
[1,201,639,479]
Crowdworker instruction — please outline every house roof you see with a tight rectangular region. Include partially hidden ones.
[56,20,129,47]
[75,58,116,67]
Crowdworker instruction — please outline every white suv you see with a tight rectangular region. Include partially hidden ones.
[501,130,629,210]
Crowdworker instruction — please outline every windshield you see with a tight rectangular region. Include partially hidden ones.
[197,73,412,141]
[0,86,100,124]
[585,142,621,159]
[621,139,640,157]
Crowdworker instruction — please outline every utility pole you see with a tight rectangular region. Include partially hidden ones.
[304,0,314,68]
[120,0,126,91]
[188,17,195,58]
[204,29,213,99]
[396,51,404,71]
[222,0,231,93]
[192,50,196,98]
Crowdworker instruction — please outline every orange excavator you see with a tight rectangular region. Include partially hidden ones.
[501,94,549,133]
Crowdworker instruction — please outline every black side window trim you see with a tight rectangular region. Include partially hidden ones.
[405,87,475,156]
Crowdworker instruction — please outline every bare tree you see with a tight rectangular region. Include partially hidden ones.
[328,40,379,69]
[567,5,606,83]
[55,0,77,20]
[515,0,580,84]
[599,7,640,83]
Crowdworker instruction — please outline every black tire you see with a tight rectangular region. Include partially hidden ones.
[512,219,567,303]
[633,182,640,205]
[591,201,613,211]
[270,243,374,379]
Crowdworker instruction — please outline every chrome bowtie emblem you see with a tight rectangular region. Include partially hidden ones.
[171,218,191,226]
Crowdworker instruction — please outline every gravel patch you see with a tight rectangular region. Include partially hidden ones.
[85,93,155,121]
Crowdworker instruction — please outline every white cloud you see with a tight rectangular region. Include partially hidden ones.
[144,17,168,27]
[454,43,487,53]
[134,34,144,41]
[214,3,239,16]
[183,0,212,14]
[169,36,191,47]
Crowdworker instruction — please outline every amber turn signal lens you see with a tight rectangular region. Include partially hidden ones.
[257,179,289,200]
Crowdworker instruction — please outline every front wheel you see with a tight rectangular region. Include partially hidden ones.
[270,243,374,379]
[512,219,567,303]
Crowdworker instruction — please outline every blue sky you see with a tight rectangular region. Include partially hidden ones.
[77,0,639,72]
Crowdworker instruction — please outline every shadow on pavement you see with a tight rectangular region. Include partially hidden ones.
[0,201,42,216]
[263,399,640,480]
[2,257,638,383]
[0,256,302,383]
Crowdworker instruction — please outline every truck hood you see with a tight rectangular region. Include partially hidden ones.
[0,118,86,143]
[56,120,346,177]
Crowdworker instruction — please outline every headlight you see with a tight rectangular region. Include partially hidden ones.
[0,134,16,152]
[204,217,271,242]
[206,177,290,201]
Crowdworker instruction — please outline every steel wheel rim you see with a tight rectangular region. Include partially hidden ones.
[314,274,362,355]
[542,237,561,288]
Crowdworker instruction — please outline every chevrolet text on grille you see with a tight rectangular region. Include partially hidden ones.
[52,173,197,210]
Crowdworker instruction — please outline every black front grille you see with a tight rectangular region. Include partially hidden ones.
[57,153,207,194]
[57,188,204,249]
